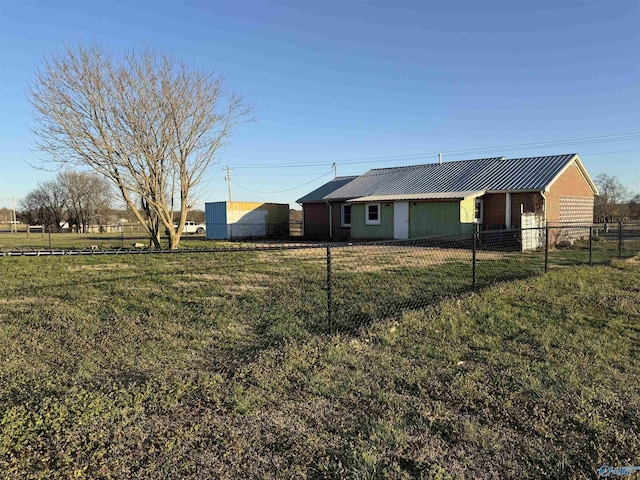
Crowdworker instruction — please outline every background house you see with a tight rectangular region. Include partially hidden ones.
[299,154,598,242]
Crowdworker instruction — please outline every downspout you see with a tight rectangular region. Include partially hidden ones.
[505,192,512,229]
[298,202,304,237]
[541,191,548,246]
[326,200,332,240]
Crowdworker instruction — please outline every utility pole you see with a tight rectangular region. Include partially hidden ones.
[224,166,234,202]
[332,162,337,178]
[11,197,17,234]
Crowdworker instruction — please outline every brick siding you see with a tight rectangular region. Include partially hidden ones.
[302,203,329,240]
[302,202,351,240]
[510,192,544,228]
[546,162,595,225]
[482,193,506,230]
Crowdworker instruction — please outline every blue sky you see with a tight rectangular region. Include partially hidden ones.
[1,0,639,209]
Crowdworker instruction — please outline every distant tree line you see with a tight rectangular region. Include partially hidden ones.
[0,208,14,223]
[19,170,113,232]
[594,173,640,222]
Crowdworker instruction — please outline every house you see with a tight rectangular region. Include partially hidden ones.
[205,201,289,240]
[296,176,357,241]
[297,154,598,242]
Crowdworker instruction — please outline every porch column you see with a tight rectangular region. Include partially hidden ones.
[505,192,511,229]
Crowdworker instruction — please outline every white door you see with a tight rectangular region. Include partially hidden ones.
[394,202,409,239]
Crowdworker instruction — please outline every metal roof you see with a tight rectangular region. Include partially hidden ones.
[349,191,485,203]
[296,176,357,203]
[324,154,583,201]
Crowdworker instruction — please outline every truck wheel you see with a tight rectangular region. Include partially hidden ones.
[196,227,204,234]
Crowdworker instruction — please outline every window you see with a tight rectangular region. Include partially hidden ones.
[474,199,483,224]
[341,204,351,227]
[366,203,381,225]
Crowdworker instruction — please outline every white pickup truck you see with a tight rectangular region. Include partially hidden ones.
[169,221,206,235]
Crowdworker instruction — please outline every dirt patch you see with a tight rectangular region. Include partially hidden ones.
[67,263,132,272]
[184,273,276,283]
[226,284,270,294]
[0,297,39,305]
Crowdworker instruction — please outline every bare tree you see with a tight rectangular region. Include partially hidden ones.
[594,174,630,221]
[0,208,12,223]
[28,42,253,248]
[19,180,68,228]
[58,170,113,232]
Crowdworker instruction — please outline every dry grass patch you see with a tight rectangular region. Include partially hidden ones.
[67,263,132,272]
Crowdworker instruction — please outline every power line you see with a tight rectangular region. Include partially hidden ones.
[222,148,640,178]
[229,132,640,170]
[230,170,334,194]
[580,149,640,157]
[623,174,640,188]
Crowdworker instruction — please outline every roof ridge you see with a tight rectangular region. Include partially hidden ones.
[367,156,506,173]
[366,153,577,173]
[505,153,576,161]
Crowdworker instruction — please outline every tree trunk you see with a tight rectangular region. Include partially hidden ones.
[168,230,181,249]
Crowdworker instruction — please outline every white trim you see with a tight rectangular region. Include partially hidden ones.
[474,198,484,224]
[348,190,485,202]
[365,203,381,225]
[341,203,351,227]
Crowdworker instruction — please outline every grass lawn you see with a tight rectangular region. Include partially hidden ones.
[0,251,638,479]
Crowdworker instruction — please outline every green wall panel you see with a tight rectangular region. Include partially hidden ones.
[409,201,469,238]
[351,201,477,239]
[351,203,394,239]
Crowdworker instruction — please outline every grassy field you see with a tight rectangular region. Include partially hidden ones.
[0,248,639,479]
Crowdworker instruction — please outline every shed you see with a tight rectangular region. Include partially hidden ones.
[205,202,290,240]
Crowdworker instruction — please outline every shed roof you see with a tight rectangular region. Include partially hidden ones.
[296,176,357,203]
[324,154,597,201]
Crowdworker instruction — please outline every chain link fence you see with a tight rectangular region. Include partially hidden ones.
[0,221,303,250]
[3,223,636,335]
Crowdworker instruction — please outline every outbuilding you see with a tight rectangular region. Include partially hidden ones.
[205,201,290,240]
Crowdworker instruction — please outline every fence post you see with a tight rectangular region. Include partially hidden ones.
[618,221,622,259]
[121,225,124,248]
[326,245,332,327]
[544,225,549,273]
[472,232,477,290]
[48,226,52,250]
[589,227,593,266]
